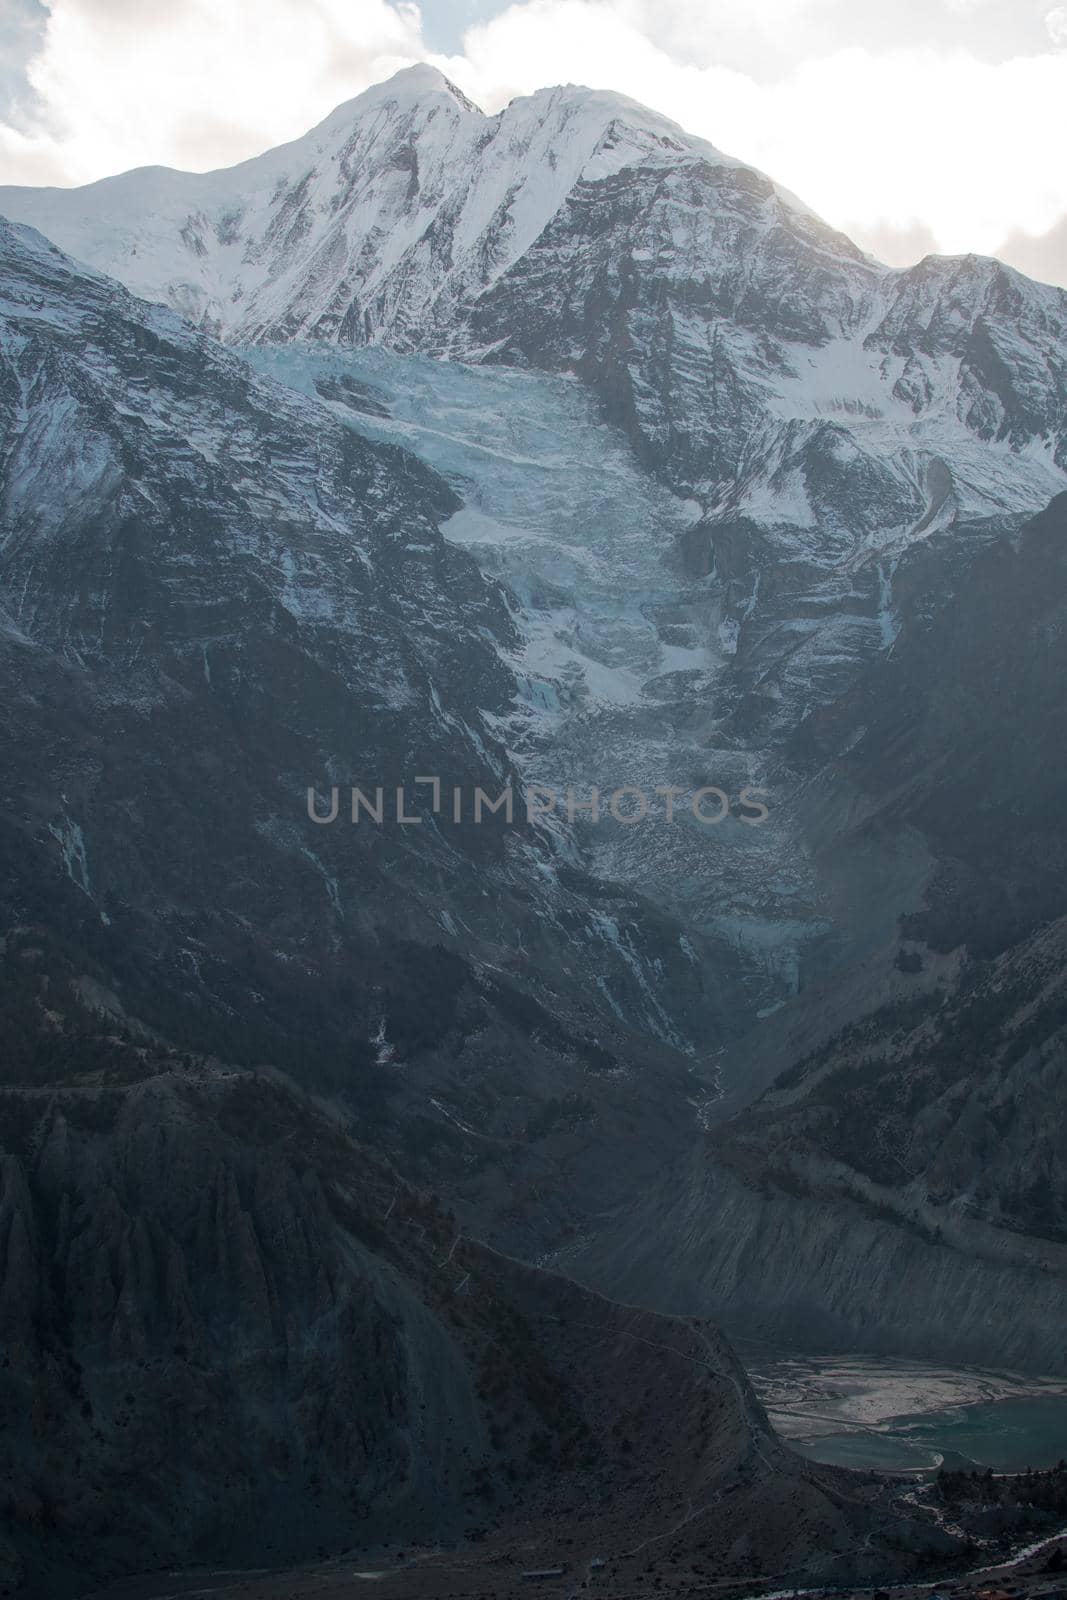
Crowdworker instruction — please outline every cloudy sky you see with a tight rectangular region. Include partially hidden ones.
[2,0,1066,285]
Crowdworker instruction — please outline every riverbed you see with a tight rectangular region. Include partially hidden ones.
[744,1349,1067,1472]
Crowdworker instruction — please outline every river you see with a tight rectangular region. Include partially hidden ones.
[744,1349,1067,1472]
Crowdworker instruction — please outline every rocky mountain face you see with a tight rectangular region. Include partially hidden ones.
[572,913,1067,1373]
[568,494,1067,1369]
[0,939,960,1598]
[0,216,724,1251]
[0,218,823,1594]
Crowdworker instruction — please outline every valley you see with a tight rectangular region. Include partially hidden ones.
[748,1353,1067,1473]
[2,60,1067,1599]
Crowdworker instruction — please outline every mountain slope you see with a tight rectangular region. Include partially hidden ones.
[572,912,1067,1375]
[0,216,720,1257]
[564,494,1067,1369]
[0,939,964,1599]
[6,70,1066,1011]
[0,947,895,1600]
[5,67,1067,1383]
[0,214,958,1599]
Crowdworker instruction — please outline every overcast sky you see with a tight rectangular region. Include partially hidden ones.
[2,0,1066,286]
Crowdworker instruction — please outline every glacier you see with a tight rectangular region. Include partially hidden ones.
[243,341,835,1026]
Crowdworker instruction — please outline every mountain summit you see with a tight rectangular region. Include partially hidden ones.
[2,67,1064,537]
[0,67,745,347]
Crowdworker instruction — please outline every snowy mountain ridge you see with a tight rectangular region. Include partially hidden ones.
[0,65,744,348]
[2,62,1065,545]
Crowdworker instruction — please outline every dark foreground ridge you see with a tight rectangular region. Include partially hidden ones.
[0,955,961,1596]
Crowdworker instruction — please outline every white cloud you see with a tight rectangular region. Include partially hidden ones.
[846,217,941,269]
[2,0,1067,285]
[997,212,1067,288]
[443,7,1067,258]
[1047,5,1067,45]
[2,0,425,183]
[599,0,834,73]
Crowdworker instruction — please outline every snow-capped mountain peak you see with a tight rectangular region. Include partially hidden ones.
[336,61,479,108]
[1,67,1064,539]
[0,68,769,348]
[295,62,485,149]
